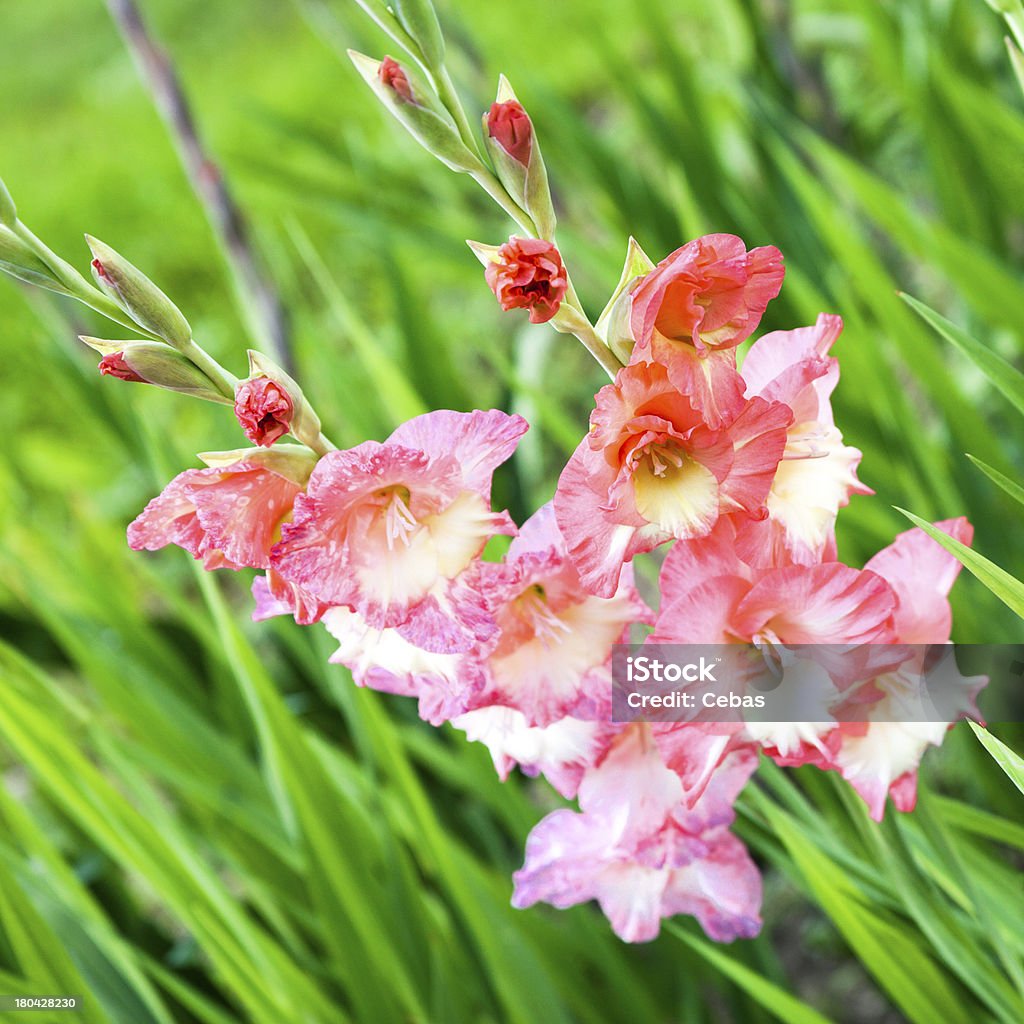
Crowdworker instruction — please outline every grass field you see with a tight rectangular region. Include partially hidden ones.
[1,0,1023,1021]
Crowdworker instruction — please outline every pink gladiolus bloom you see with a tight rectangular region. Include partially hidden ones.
[555,361,792,597]
[737,314,871,567]
[271,409,527,651]
[628,234,785,426]
[379,56,415,104]
[512,725,762,942]
[234,375,294,447]
[128,461,304,571]
[485,237,567,324]
[487,100,533,166]
[822,518,984,820]
[465,503,652,726]
[98,351,146,383]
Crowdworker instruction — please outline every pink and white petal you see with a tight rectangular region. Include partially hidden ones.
[394,563,499,653]
[863,518,972,644]
[735,432,867,568]
[732,564,896,645]
[512,809,611,911]
[658,520,751,601]
[651,575,752,645]
[661,829,762,942]
[635,339,747,429]
[715,397,793,516]
[453,705,611,798]
[741,314,843,421]
[576,726,685,842]
[191,467,302,570]
[833,720,948,821]
[251,574,297,621]
[387,409,528,497]
[653,724,751,811]
[554,438,652,598]
[127,470,242,570]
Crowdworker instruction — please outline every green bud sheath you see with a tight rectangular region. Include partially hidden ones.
[85,236,192,348]
[0,178,16,228]
[349,50,484,174]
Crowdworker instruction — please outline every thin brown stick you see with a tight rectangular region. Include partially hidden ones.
[104,0,292,371]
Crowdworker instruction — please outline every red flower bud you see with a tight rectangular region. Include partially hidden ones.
[234,375,294,447]
[484,237,567,324]
[98,351,147,383]
[487,100,533,166]
[379,56,415,105]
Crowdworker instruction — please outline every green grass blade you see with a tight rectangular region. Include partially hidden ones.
[969,722,1024,798]
[900,293,1024,418]
[667,925,835,1024]
[895,507,1024,618]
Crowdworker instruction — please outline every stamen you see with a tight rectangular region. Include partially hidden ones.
[520,588,571,646]
[647,443,685,477]
[385,489,418,550]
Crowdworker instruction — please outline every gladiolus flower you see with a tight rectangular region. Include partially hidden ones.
[555,361,792,597]
[736,313,870,567]
[487,100,533,166]
[378,56,415,104]
[627,234,784,426]
[513,725,762,942]
[462,503,652,725]
[128,460,305,571]
[823,518,984,819]
[235,375,294,447]
[484,237,567,324]
[271,409,527,650]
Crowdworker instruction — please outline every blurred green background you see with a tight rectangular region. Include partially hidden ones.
[2,0,1023,1022]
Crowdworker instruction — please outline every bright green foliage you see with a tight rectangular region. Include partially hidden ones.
[1,0,1023,1021]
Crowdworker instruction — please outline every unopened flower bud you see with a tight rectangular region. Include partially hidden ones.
[0,177,16,229]
[487,100,532,167]
[86,236,192,348]
[240,351,322,451]
[82,337,227,402]
[234,375,294,447]
[349,50,484,174]
[98,351,148,383]
[483,77,556,239]
[379,56,417,105]
[472,236,568,324]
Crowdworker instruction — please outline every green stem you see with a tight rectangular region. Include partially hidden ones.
[435,65,487,164]
[14,222,164,340]
[181,339,238,400]
[470,169,535,234]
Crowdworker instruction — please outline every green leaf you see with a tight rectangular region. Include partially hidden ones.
[900,293,1024,418]
[667,925,835,1024]
[895,507,1024,618]
[969,722,1024,798]
[967,455,1024,507]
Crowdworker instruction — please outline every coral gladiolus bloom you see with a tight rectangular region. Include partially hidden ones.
[628,234,784,425]
[485,237,567,323]
[128,461,304,570]
[234,375,294,447]
[555,361,791,596]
